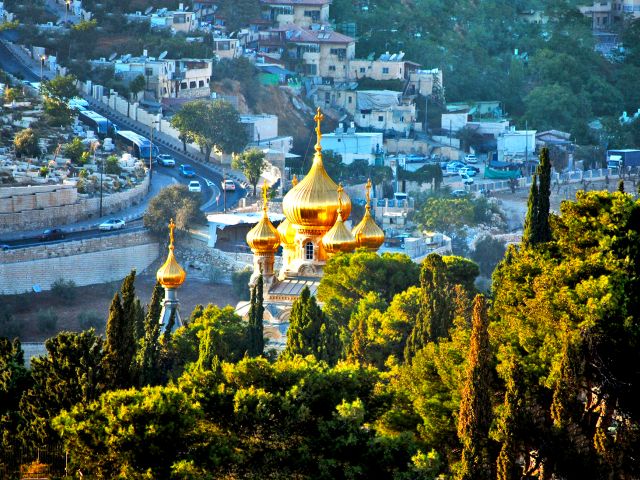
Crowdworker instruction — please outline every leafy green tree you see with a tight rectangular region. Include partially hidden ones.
[0,338,30,451]
[456,295,492,480]
[471,235,507,278]
[170,100,248,161]
[247,275,265,357]
[19,330,104,447]
[54,385,201,478]
[104,155,122,175]
[64,137,86,164]
[129,74,146,101]
[144,184,206,237]
[40,75,78,126]
[232,148,265,196]
[318,251,420,328]
[13,128,40,158]
[283,287,341,365]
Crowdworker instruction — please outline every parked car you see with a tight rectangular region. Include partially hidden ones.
[465,154,478,164]
[41,228,65,241]
[157,154,175,167]
[458,167,477,177]
[188,180,202,193]
[99,219,126,231]
[406,154,427,163]
[451,189,468,198]
[460,173,474,185]
[179,164,196,177]
[222,179,236,191]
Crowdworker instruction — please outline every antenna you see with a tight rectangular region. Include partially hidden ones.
[158,50,168,60]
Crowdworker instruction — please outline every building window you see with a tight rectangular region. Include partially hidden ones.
[198,80,204,87]
[378,115,384,122]
[145,68,153,77]
[304,10,320,21]
[189,81,196,88]
[329,65,336,71]
[305,241,314,260]
[359,67,365,73]
[180,82,187,89]
[348,96,352,104]
[382,67,389,74]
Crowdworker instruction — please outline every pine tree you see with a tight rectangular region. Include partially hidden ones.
[457,295,493,480]
[247,275,265,357]
[284,287,340,365]
[523,174,539,246]
[404,254,454,362]
[537,147,552,243]
[137,282,163,386]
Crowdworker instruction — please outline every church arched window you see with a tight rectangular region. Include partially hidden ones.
[305,241,314,260]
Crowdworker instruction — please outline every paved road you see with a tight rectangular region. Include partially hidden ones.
[0,41,39,82]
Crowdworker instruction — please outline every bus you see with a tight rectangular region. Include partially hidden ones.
[78,110,111,136]
[115,130,159,164]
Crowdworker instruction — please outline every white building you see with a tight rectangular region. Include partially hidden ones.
[321,130,383,165]
[240,114,279,142]
[150,8,197,33]
[497,129,537,162]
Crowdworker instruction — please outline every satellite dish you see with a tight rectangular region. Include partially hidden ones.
[108,52,118,61]
[144,6,153,15]
[158,50,168,60]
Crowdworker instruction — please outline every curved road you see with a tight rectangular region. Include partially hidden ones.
[0,37,247,248]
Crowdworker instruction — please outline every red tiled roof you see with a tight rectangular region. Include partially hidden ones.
[270,24,354,44]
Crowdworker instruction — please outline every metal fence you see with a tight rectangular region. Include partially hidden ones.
[0,444,68,479]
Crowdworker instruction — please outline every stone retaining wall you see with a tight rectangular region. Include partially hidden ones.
[0,176,149,231]
[0,231,159,294]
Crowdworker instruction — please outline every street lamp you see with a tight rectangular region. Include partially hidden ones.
[149,120,159,182]
[39,55,46,84]
[65,0,71,24]
[91,141,103,217]
[223,168,227,213]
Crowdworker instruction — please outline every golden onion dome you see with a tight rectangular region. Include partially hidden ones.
[246,183,280,254]
[282,108,351,228]
[277,217,296,246]
[322,184,356,254]
[352,179,384,251]
[156,219,187,288]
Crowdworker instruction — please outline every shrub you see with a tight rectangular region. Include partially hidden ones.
[0,307,22,338]
[104,155,122,175]
[231,268,252,301]
[78,310,103,331]
[51,278,78,303]
[36,308,58,333]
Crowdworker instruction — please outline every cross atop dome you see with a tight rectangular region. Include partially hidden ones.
[314,107,324,153]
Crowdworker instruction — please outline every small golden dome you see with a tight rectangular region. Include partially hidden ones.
[282,108,351,228]
[157,219,186,288]
[322,184,356,254]
[277,217,296,246]
[352,179,384,251]
[246,183,280,254]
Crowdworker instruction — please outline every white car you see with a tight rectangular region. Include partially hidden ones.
[157,154,175,167]
[465,154,478,164]
[188,180,202,193]
[458,167,477,177]
[222,179,236,191]
[99,219,126,231]
[460,174,474,185]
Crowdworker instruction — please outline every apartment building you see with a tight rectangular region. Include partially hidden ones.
[258,24,355,78]
[114,56,212,100]
[212,37,241,60]
[579,1,640,29]
[260,0,331,28]
[150,8,197,33]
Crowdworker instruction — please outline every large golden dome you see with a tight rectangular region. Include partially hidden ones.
[246,183,280,254]
[282,108,351,228]
[322,185,356,254]
[157,219,186,288]
[352,179,384,251]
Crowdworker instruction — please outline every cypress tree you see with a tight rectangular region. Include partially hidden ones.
[284,287,340,365]
[247,275,265,357]
[347,315,368,363]
[496,356,522,480]
[102,292,130,389]
[457,295,493,480]
[137,282,163,386]
[119,270,138,382]
[537,147,552,243]
[404,254,454,362]
[551,336,577,429]
[522,174,539,246]
[617,179,625,193]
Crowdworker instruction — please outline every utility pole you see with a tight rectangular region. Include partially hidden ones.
[40,55,45,85]
[94,141,103,217]
[223,168,227,212]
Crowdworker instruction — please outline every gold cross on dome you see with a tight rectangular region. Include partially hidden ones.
[337,183,344,213]
[262,183,269,213]
[314,108,324,152]
[168,218,176,250]
[365,178,372,206]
